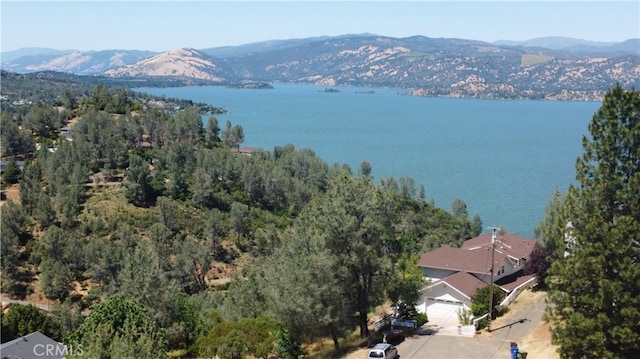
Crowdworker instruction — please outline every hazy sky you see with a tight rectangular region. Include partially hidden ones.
[2,1,639,52]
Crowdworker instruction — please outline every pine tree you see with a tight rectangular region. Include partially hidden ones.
[546,85,640,358]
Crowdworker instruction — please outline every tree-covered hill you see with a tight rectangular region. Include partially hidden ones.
[0,70,227,115]
[1,77,482,357]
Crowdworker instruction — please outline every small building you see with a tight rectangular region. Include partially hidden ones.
[59,127,72,141]
[230,147,256,155]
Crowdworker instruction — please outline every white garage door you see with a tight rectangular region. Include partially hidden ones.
[426,298,463,320]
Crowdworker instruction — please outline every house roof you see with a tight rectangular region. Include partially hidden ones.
[434,271,488,299]
[0,331,65,359]
[497,273,537,292]
[418,233,539,275]
[418,245,495,274]
[461,233,539,259]
[230,147,256,154]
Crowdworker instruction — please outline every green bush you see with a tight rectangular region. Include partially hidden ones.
[412,312,428,327]
[275,328,303,359]
[457,308,473,325]
[476,318,488,330]
[470,285,505,319]
[1,304,62,343]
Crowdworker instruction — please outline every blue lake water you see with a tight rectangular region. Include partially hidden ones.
[135,83,601,238]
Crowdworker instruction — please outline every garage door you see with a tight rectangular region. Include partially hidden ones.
[426,298,463,320]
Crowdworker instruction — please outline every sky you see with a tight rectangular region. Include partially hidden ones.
[1,1,639,53]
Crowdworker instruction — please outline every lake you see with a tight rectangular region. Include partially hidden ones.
[135,83,601,238]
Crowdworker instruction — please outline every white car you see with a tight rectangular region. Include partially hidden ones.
[368,343,399,359]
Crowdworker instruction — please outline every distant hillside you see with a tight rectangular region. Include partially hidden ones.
[216,35,639,100]
[3,35,639,101]
[494,36,614,49]
[2,49,156,75]
[201,36,332,58]
[102,48,230,82]
[494,36,640,54]
[1,47,74,62]
[200,33,375,58]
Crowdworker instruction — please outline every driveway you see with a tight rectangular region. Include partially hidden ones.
[396,289,547,358]
[395,331,512,359]
[422,312,461,336]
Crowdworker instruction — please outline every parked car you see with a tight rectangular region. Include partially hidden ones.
[368,343,399,359]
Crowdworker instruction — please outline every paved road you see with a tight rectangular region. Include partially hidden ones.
[394,292,546,358]
[488,291,547,349]
[395,331,511,359]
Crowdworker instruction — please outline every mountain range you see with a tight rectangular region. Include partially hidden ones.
[2,34,639,101]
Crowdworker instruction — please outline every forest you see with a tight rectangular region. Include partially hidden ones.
[0,75,482,358]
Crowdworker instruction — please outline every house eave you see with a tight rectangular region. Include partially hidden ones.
[422,265,491,276]
[423,279,474,301]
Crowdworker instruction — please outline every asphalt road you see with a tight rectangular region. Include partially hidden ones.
[394,291,546,359]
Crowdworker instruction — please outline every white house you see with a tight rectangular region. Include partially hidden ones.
[416,233,540,320]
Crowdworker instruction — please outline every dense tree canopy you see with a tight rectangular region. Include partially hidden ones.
[545,85,640,358]
[1,304,62,343]
[0,200,27,291]
[68,297,167,359]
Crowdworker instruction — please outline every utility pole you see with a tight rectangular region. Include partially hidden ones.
[487,226,499,332]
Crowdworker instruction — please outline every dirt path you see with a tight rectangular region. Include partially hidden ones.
[1,296,53,312]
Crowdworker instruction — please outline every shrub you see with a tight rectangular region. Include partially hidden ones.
[470,285,505,319]
[476,318,489,330]
[457,308,473,325]
[412,312,428,327]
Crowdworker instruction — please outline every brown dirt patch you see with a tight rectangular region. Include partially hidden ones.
[1,183,21,205]
[519,317,559,358]
[478,288,559,359]
[342,346,369,359]
[492,289,546,328]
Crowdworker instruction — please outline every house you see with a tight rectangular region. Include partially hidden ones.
[416,233,540,320]
[59,127,72,141]
[0,332,68,359]
[230,147,255,155]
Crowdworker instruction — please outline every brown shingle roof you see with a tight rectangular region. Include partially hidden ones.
[461,233,539,259]
[418,245,497,275]
[498,274,537,292]
[436,271,488,298]
[418,246,491,273]
[419,234,540,275]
